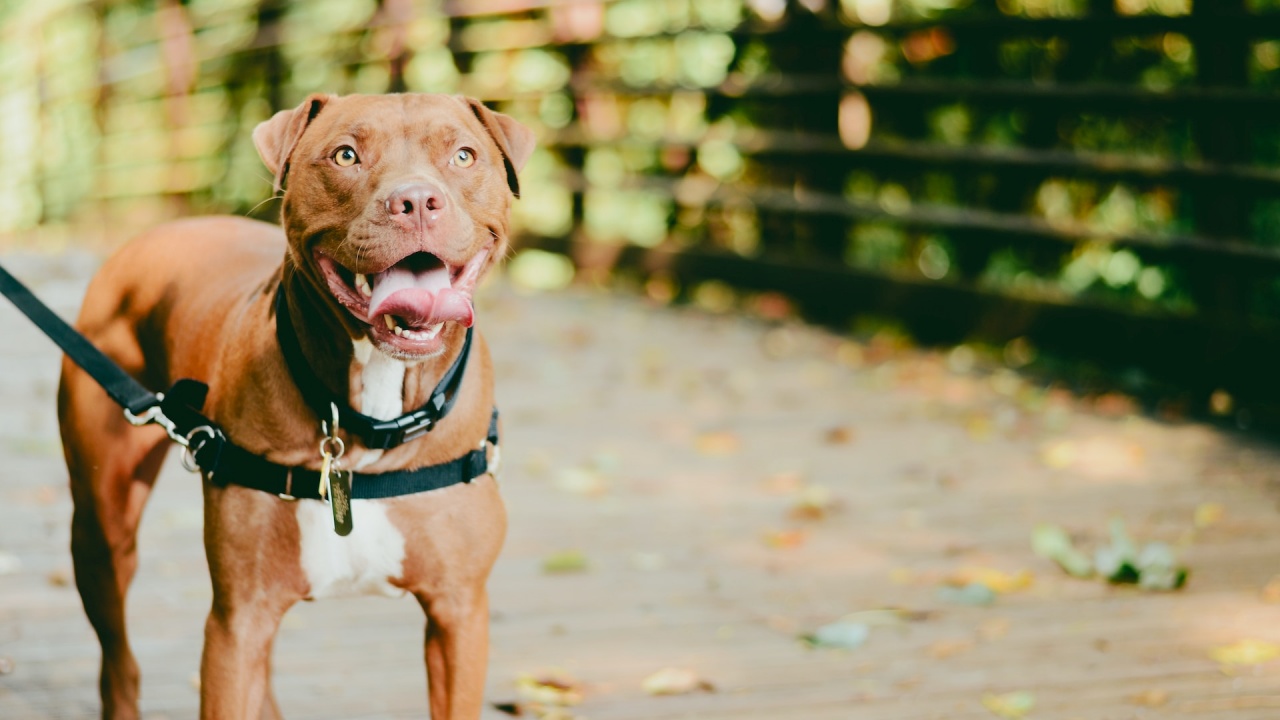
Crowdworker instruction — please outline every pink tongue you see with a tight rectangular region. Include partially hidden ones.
[367,264,474,328]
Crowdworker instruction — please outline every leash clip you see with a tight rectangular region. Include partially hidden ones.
[123,395,188,447]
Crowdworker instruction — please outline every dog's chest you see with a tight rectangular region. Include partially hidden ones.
[295,344,408,599]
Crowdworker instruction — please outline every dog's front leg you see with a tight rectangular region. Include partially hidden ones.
[198,485,303,719]
[419,587,491,719]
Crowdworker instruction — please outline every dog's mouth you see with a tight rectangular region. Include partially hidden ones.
[316,247,491,355]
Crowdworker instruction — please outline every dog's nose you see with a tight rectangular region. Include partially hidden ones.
[385,183,446,226]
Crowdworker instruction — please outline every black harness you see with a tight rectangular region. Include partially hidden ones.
[0,262,498,509]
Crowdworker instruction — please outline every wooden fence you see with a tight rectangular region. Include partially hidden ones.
[3,0,1280,426]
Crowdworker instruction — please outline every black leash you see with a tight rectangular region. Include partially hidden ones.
[0,263,160,415]
[0,261,498,523]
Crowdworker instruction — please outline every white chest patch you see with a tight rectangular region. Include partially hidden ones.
[296,499,407,599]
[295,340,410,599]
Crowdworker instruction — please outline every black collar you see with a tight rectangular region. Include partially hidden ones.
[274,289,473,450]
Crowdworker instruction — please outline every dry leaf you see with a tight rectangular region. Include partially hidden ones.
[541,550,588,574]
[982,690,1035,718]
[1210,639,1280,666]
[1031,523,1093,578]
[1261,575,1280,604]
[1040,440,1074,469]
[555,467,607,497]
[1129,689,1170,707]
[763,529,808,549]
[948,567,1033,594]
[937,582,996,606]
[1194,503,1225,529]
[492,701,525,716]
[515,671,584,706]
[928,639,973,659]
[641,667,714,695]
[823,426,855,445]
[47,569,71,587]
[695,431,740,456]
[789,485,836,521]
[802,621,869,650]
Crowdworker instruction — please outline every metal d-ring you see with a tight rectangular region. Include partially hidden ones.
[180,425,217,473]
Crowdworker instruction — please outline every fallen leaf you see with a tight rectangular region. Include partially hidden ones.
[947,567,1033,594]
[965,413,993,441]
[1095,519,1187,590]
[1210,639,1280,667]
[492,701,525,716]
[823,426,855,445]
[1194,502,1225,529]
[982,690,1035,718]
[763,529,808,549]
[1031,523,1093,578]
[554,467,607,497]
[1040,440,1074,469]
[1261,576,1280,604]
[1129,689,1170,707]
[46,569,71,587]
[1135,542,1187,591]
[789,485,836,521]
[695,431,740,456]
[802,621,869,650]
[541,550,588,574]
[515,671,584,706]
[937,583,996,606]
[641,667,715,695]
[928,639,973,659]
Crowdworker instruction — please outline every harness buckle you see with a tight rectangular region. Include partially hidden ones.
[399,414,434,443]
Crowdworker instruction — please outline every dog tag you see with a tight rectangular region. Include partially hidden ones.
[328,467,354,536]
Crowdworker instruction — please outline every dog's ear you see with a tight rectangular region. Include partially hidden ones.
[253,93,332,194]
[462,97,535,198]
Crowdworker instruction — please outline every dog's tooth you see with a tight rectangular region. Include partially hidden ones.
[394,326,403,336]
[356,274,371,296]
[383,315,396,331]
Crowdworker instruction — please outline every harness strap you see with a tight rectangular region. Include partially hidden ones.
[193,409,500,500]
[0,263,160,415]
[275,291,472,450]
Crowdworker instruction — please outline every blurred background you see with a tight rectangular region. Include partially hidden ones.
[6,3,1280,718]
[4,0,1280,428]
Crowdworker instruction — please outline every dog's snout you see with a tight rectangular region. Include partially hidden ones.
[385,183,446,225]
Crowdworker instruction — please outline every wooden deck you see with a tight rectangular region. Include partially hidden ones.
[2,251,1279,719]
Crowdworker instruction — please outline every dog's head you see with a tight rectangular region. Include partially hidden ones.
[254,93,534,359]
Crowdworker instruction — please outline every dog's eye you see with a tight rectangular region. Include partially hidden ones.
[333,146,359,167]
[452,148,476,168]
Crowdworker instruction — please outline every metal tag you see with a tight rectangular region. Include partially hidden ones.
[328,467,353,536]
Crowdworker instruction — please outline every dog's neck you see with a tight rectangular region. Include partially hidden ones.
[278,264,466,420]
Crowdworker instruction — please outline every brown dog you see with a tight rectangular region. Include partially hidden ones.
[57,93,533,719]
